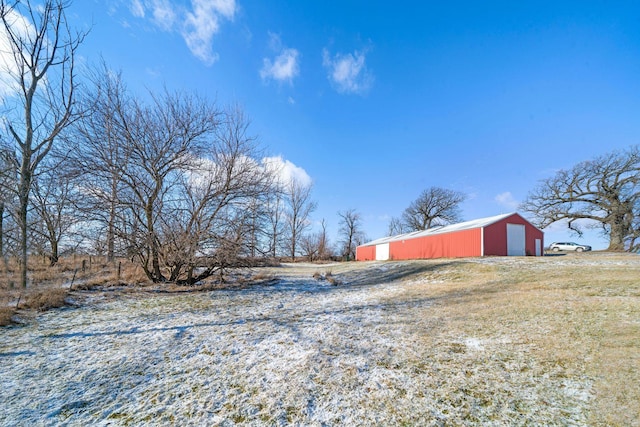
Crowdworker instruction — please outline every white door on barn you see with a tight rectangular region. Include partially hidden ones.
[535,239,542,256]
[375,243,390,261]
[506,224,526,256]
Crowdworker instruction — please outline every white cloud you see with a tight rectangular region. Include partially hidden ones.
[260,33,300,84]
[127,0,236,65]
[494,191,519,210]
[262,156,312,187]
[322,47,373,95]
[261,49,299,83]
[0,8,36,100]
[186,153,311,194]
[182,0,236,65]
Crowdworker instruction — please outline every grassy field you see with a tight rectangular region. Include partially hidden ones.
[1,253,638,425]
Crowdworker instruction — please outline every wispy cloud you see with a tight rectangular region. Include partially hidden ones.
[322,47,373,95]
[127,0,236,65]
[495,191,519,210]
[130,0,145,18]
[260,33,300,84]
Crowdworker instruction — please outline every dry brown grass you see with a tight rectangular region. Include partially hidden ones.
[377,254,640,426]
[22,288,69,311]
[0,306,14,326]
[117,262,150,285]
[0,256,151,320]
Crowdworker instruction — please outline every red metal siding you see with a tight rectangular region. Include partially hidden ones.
[483,214,544,256]
[356,213,544,261]
[356,245,376,261]
[388,228,482,260]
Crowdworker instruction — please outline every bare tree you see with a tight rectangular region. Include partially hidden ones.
[72,71,275,284]
[157,106,276,284]
[402,187,466,231]
[520,146,640,251]
[337,208,364,260]
[300,219,331,262]
[30,165,79,265]
[116,90,217,282]
[0,0,87,287]
[317,218,331,260]
[387,216,407,236]
[284,179,316,261]
[263,188,285,258]
[66,61,131,262]
[300,232,320,262]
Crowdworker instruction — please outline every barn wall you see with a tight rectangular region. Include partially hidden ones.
[484,214,544,256]
[356,245,376,261]
[388,228,482,260]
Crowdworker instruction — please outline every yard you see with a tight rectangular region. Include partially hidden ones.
[1,253,639,426]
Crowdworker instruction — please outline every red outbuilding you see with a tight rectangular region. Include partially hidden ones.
[356,212,544,261]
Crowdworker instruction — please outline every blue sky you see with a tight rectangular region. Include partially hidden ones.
[67,1,640,249]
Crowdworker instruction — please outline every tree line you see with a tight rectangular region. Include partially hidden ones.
[0,0,367,287]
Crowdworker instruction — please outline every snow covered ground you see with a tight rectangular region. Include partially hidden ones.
[1,256,628,426]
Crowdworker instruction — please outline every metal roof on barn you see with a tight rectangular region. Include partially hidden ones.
[362,212,518,247]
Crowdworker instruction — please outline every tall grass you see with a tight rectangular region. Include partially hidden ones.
[0,256,150,325]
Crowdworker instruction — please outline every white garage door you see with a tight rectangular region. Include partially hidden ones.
[507,223,526,256]
[375,243,390,261]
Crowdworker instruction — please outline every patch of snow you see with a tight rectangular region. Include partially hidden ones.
[464,337,484,351]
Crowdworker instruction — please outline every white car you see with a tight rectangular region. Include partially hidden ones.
[548,242,592,252]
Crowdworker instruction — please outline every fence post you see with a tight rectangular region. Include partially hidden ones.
[70,269,78,290]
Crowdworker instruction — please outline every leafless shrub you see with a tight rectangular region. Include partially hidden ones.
[311,270,340,285]
[325,271,340,286]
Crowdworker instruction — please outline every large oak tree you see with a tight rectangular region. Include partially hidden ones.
[400,187,466,231]
[520,146,640,251]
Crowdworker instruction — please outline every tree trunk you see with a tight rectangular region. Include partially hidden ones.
[146,207,163,281]
[19,158,31,288]
[107,176,118,263]
[49,240,59,267]
[608,217,628,251]
[107,220,115,263]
